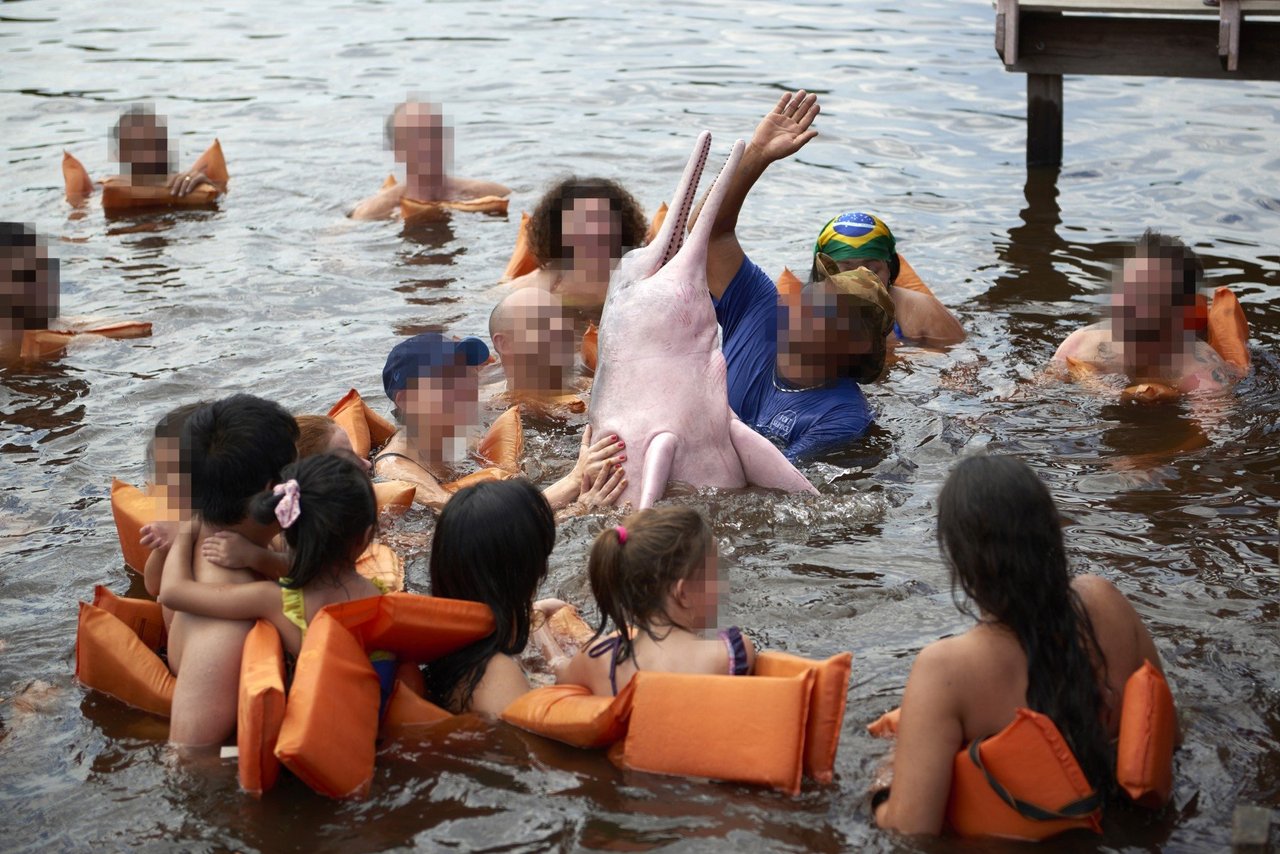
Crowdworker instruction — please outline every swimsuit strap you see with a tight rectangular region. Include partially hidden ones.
[587,635,625,696]
[279,579,308,639]
[892,320,905,342]
[718,626,751,676]
[372,450,418,467]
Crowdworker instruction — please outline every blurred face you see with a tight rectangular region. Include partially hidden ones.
[509,296,575,384]
[835,257,890,286]
[116,116,170,177]
[1111,255,1182,365]
[781,285,875,383]
[680,539,723,630]
[392,102,450,173]
[561,195,621,266]
[1,241,58,332]
[326,425,370,473]
[400,365,481,462]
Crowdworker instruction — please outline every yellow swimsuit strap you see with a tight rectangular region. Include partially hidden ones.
[279,579,309,638]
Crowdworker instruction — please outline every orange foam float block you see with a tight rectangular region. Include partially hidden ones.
[618,670,814,795]
[643,201,668,247]
[866,706,900,739]
[373,480,416,513]
[274,611,381,799]
[75,588,173,717]
[1115,661,1177,808]
[379,680,453,740]
[378,176,510,223]
[945,709,1102,841]
[754,651,852,785]
[581,323,599,374]
[321,592,496,664]
[96,140,227,212]
[502,680,636,750]
[355,542,405,593]
[21,321,153,361]
[1121,382,1181,404]
[1207,286,1250,371]
[778,254,934,300]
[501,211,539,282]
[237,619,287,796]
[110,479,180,573]
[62,151,94,200]
[441,405,525,495]
[328,388,397,460]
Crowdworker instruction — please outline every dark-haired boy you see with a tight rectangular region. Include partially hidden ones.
[163,394,298,747]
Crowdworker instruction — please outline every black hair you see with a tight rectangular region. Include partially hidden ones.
[181,394,300,526]
[1,222,59,329]
[808,252,900,287]
[527,176,648,266]
[110,103,165,145]
[424,479,555,712]
[937,455,1114,799]
[0,221,38,251]
[1133,229,1202,302]
[586,506,714,666]
[145,400,206,480]
[249,452,376,588]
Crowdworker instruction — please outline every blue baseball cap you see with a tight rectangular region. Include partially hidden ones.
[382,332,489,402]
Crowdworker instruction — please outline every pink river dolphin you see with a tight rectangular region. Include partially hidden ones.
[589,131,819,509]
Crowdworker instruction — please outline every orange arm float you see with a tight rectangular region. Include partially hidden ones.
[501,212,540,282]
[110,478,180,574]
[101,139,228,212]
[1115,661,1177,808]
[188,139,229,186]
[355,541,405,593]
[1207,286,1250,371]
[644,202,668,246]
[21,321,152,361]
[63,151,94,200]
[237,620,287,795]
[581,323,599,374]
[327,388,397,459]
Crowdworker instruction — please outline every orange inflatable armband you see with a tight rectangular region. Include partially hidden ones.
[237,619,287,795]
[441,405,524,495]
[1115,661,1176,807]
[581,322,599,374]
[355,541,405,593]
[110,479,181,573]
[327,388,397,459]
[501,212,540,282]
[63,151,94,200]
[503,681,636,749]
[1207,286,1250,371]
[754,650,852,784]
[945,709,1102,840]
[380,679,452,739]
[619,670,813,795]
[777,267,803,307]
[893,254,936,298]
[98,140,228,212]
[75,589,173,717]
[644,202,668,246]
[321,592,495,663]
[373,479,416,513]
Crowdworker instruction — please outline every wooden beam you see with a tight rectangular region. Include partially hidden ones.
[1009,13,1280,80]
[1220,0,1242,71]
[1015,0,1280,14]
[1027,73,1064,167]
[996,0,1020,65]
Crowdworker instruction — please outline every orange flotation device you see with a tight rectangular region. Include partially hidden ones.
[777,254,936,304]
[20,320,152,361]
[867,661,1176,840]
[581,322,598,374]
[274,593,495,798]
[75,586,287,794]
[328,388,397,460]
[500,203,669,283]
[64,140,228,212]
[1206,286,1250,371]
[502,644,852,796]
[376,175,509,223]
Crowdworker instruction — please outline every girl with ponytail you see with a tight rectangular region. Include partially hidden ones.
[543,506,755,697]
[159,451,383,658]
[874,455,1174,835]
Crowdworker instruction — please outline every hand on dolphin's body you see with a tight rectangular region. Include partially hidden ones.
[587,128,818,509]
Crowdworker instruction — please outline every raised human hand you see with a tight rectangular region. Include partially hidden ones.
[750,90,820,164]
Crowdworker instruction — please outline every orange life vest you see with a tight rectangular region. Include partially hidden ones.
[63,140,229,211]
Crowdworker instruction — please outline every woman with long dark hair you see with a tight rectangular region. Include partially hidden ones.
[874,455,1174,835]
[423,478,557,714]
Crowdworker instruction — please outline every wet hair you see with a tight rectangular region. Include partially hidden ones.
[295,414,339,459]
[937,455,1114,799]
[1133,229,1202,302]
[424,479,556,711]
[249,452,376,589]
[181,394,300,526]
[145,401,205,480]
[586,506,714,666]
[527,176,648,267]
[1,222,59,329]
[0,221,38,252]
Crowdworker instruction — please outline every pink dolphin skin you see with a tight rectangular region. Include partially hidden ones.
[589,131,819,509]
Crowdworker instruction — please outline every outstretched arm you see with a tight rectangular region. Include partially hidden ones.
[704,90,820,299]
[157,518,279,620]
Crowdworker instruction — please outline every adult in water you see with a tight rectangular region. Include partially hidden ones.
[1053,230,1238,393]
[873,454,1175,835]
[0,223,58,361]
[372,331,623,509]
[506,177,649,313]
[704,91,897,460]
[349,100,511,220]
[486,286,586,412]
[113,105,226,198]
[812,211,965,348]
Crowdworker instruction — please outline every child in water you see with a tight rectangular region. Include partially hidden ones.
[159,451,383,659]
[542,507,754,695]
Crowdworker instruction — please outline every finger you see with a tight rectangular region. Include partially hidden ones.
[771,91,790,116]
[798,100,820,130]
[580,424,592,448]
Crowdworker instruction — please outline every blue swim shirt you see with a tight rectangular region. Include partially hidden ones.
[713,256,874,461]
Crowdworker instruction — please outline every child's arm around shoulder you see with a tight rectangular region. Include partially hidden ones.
[157,517,280,622]
[201,530,290,580]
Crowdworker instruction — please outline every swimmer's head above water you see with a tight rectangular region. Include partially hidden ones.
[1111,229,1203,370]
[385,99,452,178]
[785,256,896,385]
[528,177,648,276]
[112,104,174,181]
[0,222,59,339]
[383,331,488,461]
[488,287,576,396]
[812,211,900,288]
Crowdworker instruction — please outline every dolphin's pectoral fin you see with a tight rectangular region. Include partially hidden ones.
[638,432,679,509]
[728,419,818,495]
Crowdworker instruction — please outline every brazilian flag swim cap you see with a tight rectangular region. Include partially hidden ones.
[814,211,896,265]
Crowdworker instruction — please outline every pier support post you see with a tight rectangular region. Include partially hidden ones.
[1027,73,1063,168]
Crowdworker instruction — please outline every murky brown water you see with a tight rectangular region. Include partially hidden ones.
[2,0,1278,850]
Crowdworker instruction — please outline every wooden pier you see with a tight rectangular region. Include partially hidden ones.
[994,0,1280,166]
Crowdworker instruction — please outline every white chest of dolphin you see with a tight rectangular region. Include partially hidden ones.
[588,131,819,508]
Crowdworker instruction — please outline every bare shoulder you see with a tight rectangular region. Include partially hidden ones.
[506,268,555,291]
[468,653,531,716]
[1053,322,1111,363]
[452,176,512,200]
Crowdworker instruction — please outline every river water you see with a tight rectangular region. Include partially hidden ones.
[2,0,1277,850]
